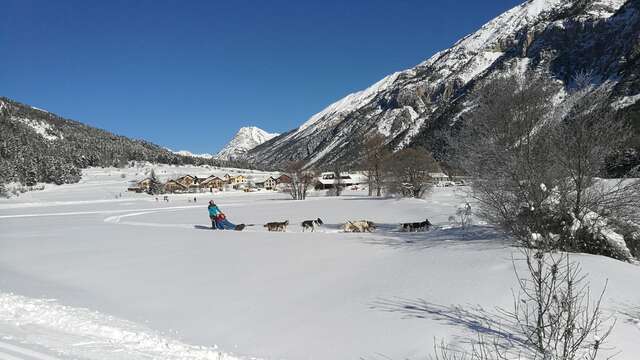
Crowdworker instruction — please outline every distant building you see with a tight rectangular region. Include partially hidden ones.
[276,174,291,184]
[199,175,225,191]
[127,178,154,193]
[176,175,197,187]
[227,175,247,189]
[163,179,187,193]
[315,172,367,190]
[428,172,449,182]
[255,176,278,190]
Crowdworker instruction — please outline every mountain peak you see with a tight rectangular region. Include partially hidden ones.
[216,126,279,160]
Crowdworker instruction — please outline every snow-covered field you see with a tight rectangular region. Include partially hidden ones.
[0,167,639,359]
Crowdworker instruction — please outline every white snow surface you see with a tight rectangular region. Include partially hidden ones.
[10,116,62,141]
[216,127,279,160]
[612,94,640,110]
[169,149,215,159]
[1,167,640,360]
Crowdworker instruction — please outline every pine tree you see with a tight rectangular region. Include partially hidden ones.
[148,169,162,194]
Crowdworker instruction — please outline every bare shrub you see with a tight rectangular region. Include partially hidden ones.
[456,73,639,260]
[387,147,439,198]
[283,161,314,200]
[433,249,614,360]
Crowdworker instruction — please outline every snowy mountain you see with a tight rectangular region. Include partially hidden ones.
[246,0,640,169]
[169,149,214,159]
[216,126,279,160]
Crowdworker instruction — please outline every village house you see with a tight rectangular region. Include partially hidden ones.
[255,176,278,190]
[428,172,450,182]
[199,175,225,191]
[276,174,291,184]
[127,178,155,193]
[315,172,367,190]
[227,175,247,189]
[163,179,187,193]
[176,175,197,187]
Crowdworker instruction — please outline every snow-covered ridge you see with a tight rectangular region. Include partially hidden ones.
[298,72,401,132]
[11,115,63,141]
[216,126,279,160]
[169,149,215,159]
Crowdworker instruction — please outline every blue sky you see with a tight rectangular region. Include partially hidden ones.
[2,0,522,153]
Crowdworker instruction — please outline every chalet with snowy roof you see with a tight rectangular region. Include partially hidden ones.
[176,175,197,187]
[127,178,155,193]
[200,175,225,191]
[315,172,367,190]
[428,172,449,182]
[164,179,187,193]
[255,176,277,190]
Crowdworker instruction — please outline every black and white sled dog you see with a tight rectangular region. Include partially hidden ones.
[401,218,432,232]
[301,218,323,232]
[264,220,289,232]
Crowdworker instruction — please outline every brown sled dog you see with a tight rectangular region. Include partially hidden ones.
[342,220,376,233]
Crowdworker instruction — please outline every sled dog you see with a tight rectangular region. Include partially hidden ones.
[342,220,376,233]
[401,218,432,232]
[301,218,323,232]
[264,220,289,232]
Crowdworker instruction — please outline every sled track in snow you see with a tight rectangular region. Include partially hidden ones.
[0,341,61,360]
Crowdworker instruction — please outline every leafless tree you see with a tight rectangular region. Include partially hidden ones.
[504,249,614,360]
[456,73,639,259]
[432,249,614,360]
[387,147,439,198]
[455,74,560,243]
[333,163,344,196]
[283,160,314,200]
[361,134,391,196]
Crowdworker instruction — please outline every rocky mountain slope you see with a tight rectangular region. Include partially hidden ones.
[245,0,640,169]
[0,97,234,186]
[216,126,279,160]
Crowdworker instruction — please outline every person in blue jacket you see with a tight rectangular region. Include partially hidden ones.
[208,200,245,231]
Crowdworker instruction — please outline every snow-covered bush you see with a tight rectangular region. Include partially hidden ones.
[448,203,473,229]
[455,73,639,261]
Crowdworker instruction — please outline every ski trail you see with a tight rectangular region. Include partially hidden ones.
[104,209,196,229]
[0,351,24,360]
[0,205,199,220]
[0,292,250,360]
[0,201,260,220]
[0,341,61,360]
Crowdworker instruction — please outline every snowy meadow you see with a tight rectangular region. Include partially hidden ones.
[0,167,639,360]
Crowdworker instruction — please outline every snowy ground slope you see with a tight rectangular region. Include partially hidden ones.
[1,171,639,359]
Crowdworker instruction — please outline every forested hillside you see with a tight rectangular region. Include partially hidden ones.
[0,97,249,186]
